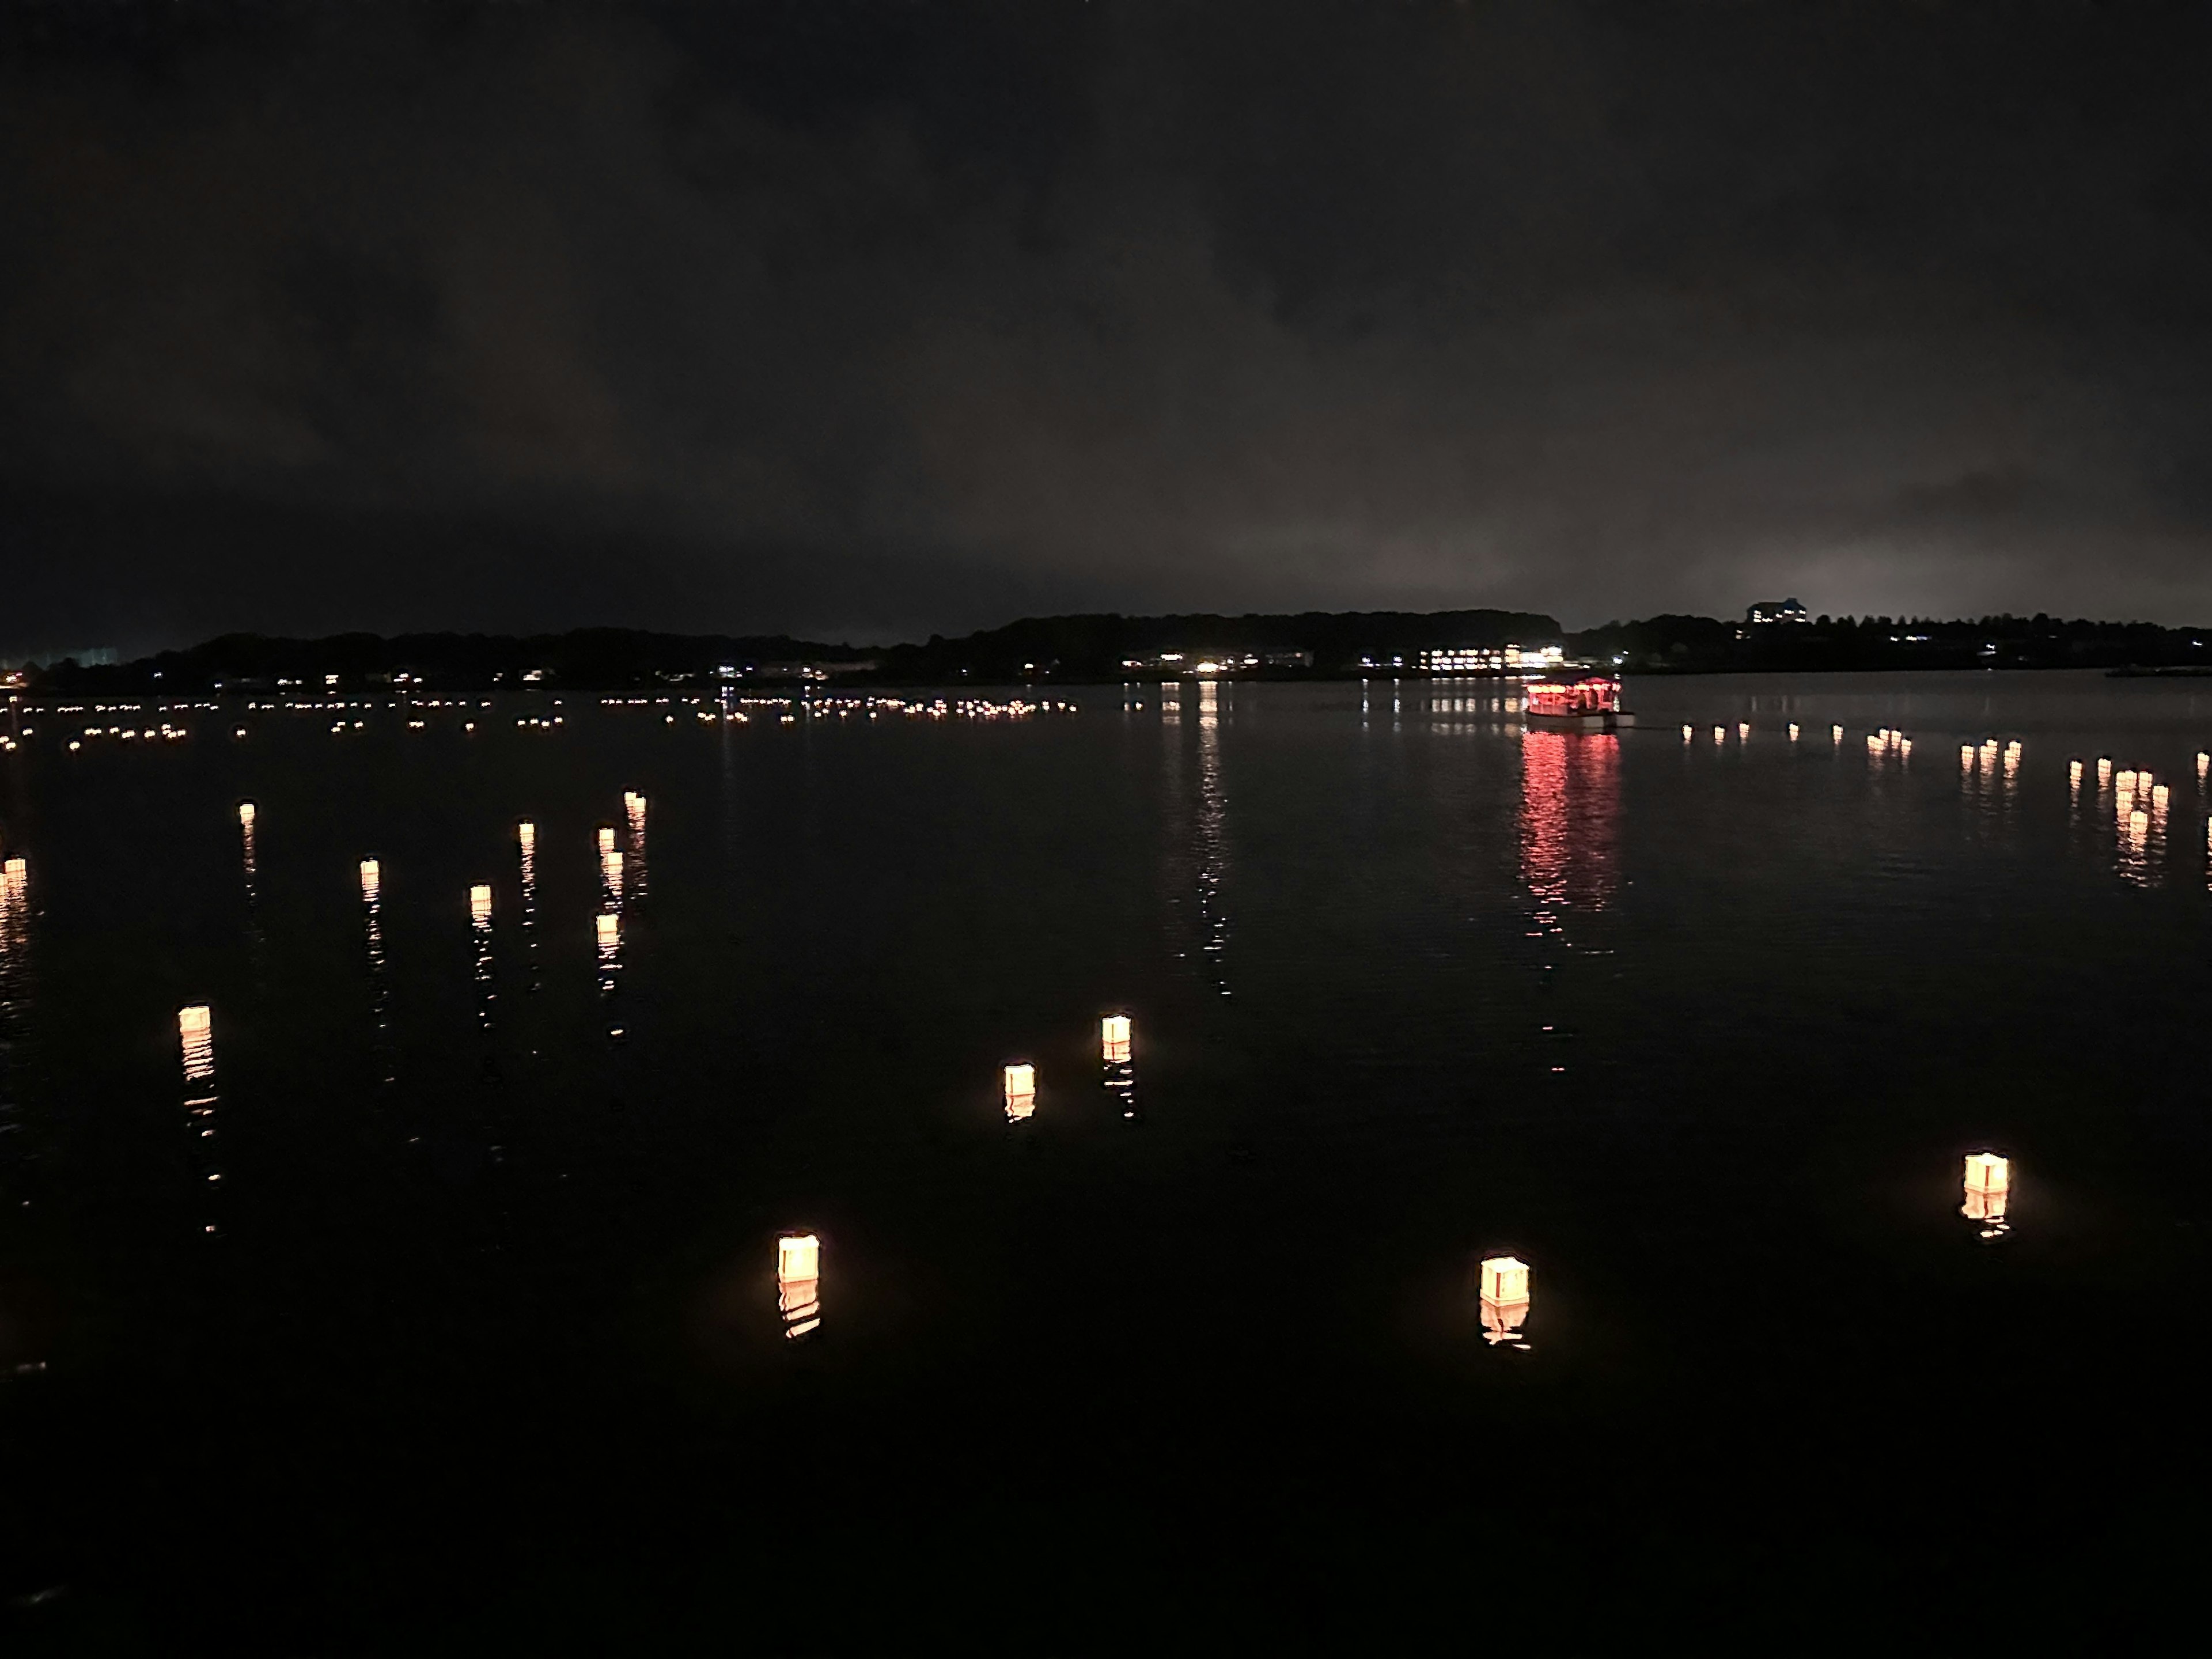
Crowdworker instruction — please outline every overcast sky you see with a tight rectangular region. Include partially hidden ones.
[5,0,2212,652]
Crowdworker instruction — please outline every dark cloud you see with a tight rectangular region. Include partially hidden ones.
[5,0,2212,654]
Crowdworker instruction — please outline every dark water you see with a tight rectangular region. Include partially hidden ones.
[3,672,2211,1649]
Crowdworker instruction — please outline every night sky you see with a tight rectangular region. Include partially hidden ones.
[6,0,2212,654]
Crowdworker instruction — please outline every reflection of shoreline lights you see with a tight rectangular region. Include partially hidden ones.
[1479,1255,1532,1347]
[777,1233,822,1339]
[1963,1152,2010,1237]
[1101,1014,1131,1065]
[469,884,492,924]
[179,1004,214,1081]
[1004,1062,1036,1120]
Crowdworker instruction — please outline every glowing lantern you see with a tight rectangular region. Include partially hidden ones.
[2118,769,2138,793]
[1004,1062,1036,1119]
[2130,809,2149,838]
[1960,744,1974,768]
[1478,1255,1532,1346]
[237,801,256,825]
[359,858,380,899]
[778,1233,821,1338]
[624,791,646,817]
[1737,722,1750,740]
[1900,739,1912,758]
[778,1232,819,1283]
[469,884,492,923]
[597,827,616,854]
[2153,784,2171,811]
[1831,724,1843,743]
[2,856,23,881]
[1963,1152,2010,1226]
[595,911,619,945]
[1681,724,1693,741]
[2097,757,2112,783]
[1788,722,1800,740]
[517,820,536,851]
[1101,1014,1132,1064]
[179,1004,214,1081]
[2199,752,2209,782]
[2070,759,2083,785]
[1712,726,1725,743]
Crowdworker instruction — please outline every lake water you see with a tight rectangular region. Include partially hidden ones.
[2,671,2210,1649]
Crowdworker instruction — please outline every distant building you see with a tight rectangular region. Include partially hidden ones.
[1746,599,1810,626]
[1419,643,1564,674]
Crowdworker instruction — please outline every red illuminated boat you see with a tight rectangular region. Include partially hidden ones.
[1525,673,1635,732]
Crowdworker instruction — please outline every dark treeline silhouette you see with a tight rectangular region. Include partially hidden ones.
[1578,611,2212,673]
[16,608,2212,692]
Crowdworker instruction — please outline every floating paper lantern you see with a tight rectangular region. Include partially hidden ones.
[777,1233,821,1338]
[359,858,380,898]
[1738,722,1750,740]
[2,856,24,881]
[517,820,535,851]
[1681,724,1693,741]
[597,827,615,854]
[179,1004,214,1081]
[1004,1062,1036,1119]
[1478,1255,1531,1344]
[595,911,619,944]
[2130,809,2149,837]
[2097,757,2113,783]
[2153,784,2170,811]
[2069,759,2083,785]
[237,801,256,825]
[1831,724,1843,743]
[469,885,492,923]
[1788,723,1800,740]
[1963,1152,2010,1226]
[2199,752,2209,782]
[624,790,646,816]
[1900,738,1912,758]
[1101,1014,1132,1064]
[778,1232,820,1283]
[1480,1255,1529,1305]
[1960,744,1974,768]
[2118,769,2138,793]
[1712,726,1725,743]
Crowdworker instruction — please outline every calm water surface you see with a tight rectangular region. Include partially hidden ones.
[2,671,2210,1648]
